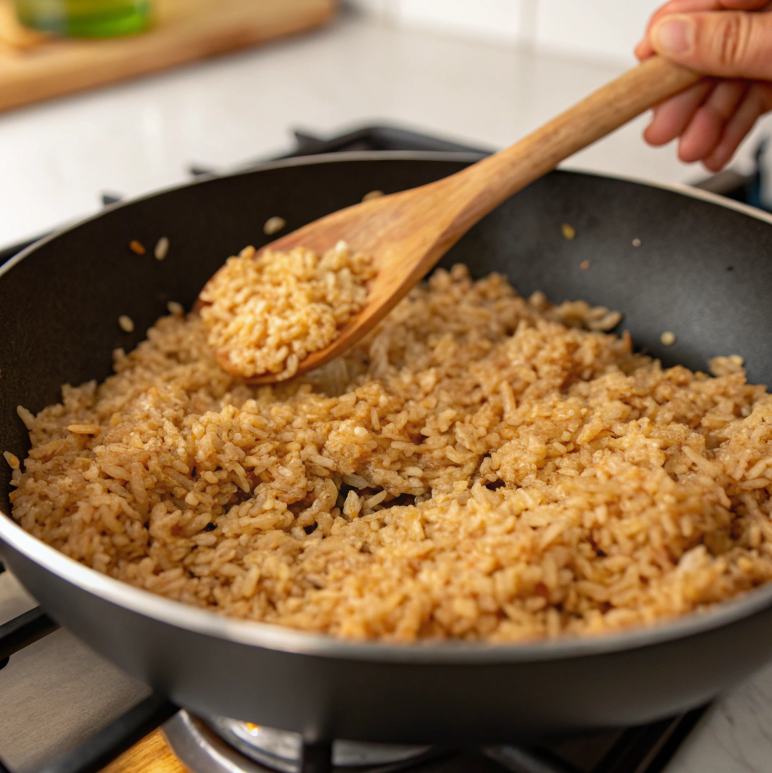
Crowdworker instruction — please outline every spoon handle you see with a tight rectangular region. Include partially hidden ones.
[445,56,702,233]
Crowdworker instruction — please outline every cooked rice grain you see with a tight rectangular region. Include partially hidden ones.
[10,265,772,642]
[155,237,170,261]
[661,331,676,346]
[263,217,286,236]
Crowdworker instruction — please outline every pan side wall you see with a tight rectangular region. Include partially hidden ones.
[4,541,772,741]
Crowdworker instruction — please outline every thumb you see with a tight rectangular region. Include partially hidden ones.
[651,10,772,80]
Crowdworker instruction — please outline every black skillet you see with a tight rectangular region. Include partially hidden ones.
[1,152,772,743]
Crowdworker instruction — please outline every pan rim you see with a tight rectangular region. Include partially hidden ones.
[2,150,772,663]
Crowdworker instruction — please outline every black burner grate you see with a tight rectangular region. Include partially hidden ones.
[0,605,58,670]
[0,126,710,773]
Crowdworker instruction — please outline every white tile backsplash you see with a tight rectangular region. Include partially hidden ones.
[534,0,660,63]
[392,0,531,43]
[359,0,663,63]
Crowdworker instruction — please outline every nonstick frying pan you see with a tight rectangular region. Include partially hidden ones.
[2,152,772,744]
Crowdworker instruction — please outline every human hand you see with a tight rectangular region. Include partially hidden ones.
[636,0,772,170]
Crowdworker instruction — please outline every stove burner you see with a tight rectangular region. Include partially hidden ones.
[163,712,437,773]
[161,707,706,773]
[214,717,431,770]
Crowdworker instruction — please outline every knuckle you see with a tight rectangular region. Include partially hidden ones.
[713,13,749,70]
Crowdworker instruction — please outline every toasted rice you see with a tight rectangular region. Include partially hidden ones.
[10,265,772,642]
[200,243,374,381]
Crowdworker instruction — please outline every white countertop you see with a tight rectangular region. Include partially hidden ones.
[1,10,771,772]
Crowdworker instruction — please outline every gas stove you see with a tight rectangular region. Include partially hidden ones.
[1,124,749,773]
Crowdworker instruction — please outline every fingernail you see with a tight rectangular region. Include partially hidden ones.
[653,16,694,55]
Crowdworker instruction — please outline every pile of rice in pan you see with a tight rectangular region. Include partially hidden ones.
[9,263,772,642]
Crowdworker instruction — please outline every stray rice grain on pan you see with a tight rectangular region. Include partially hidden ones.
[264,216,286,235]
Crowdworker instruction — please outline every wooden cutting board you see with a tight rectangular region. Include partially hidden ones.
[0,0,337,113]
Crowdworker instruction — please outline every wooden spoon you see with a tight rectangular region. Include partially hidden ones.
[200,57,700,383]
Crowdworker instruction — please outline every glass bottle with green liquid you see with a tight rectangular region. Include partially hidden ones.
[15,0,152,38]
